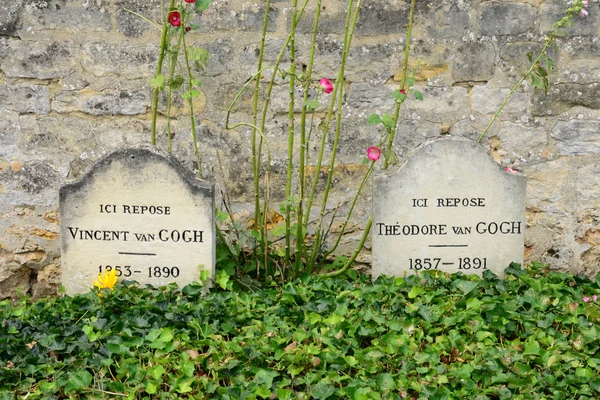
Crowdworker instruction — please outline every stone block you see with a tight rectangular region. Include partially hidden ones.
[525,158,570,209]
[532,83,600,117]
[551,119,600,156]
[0,160,60,206]
[193,3,278,33]
[480,3,536,36]
[53,89,148,116]
[115,0,162,37]
[0,264,30,300]
[451,41,496,83]
[80,42,159,79]
[401,86,470,124]
[32,262,61,299]
[496,121,548,160]
[346,82,396,111]
[418,3,470,39]
[19,0,112,34]
[0,84,51,114]
[538,4,600,36]
[0,39,76,79]
[470,85,529,116]
[0,0,22,36]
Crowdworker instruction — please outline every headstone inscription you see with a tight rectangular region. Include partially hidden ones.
[60,146,214,295]
[373,136,526,278]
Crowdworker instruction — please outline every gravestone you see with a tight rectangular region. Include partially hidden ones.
[373,136,526,278]
[60,146,214,295]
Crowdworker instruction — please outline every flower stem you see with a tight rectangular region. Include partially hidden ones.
[384,0,416,170]
[151,0,176,145]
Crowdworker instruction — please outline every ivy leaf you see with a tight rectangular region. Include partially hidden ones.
[64,370,92,393]
[196,0,212,11]
[216,269,231,290]
[255,369,279,388]
[367,114,383,124]
[311,382,336,399]
[146,381,158,394]
[150,73,166,89]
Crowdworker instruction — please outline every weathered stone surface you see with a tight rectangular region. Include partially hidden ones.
[19,0,112,33]
[551,119,600,156]
[470,85,529,116]
[401,86,470,124]
[0,0,22,36]
[80,42,158,79]
[451,41,496,83]
[115,0,162,37]
[538,4,600,36]
[31,262,61,299]
[53,89,148,115]
[0,264,30,300]
[418,3,470,39]
[0,40,76,79]
[480,3,536,36]
[496,121,548,161]
[60,145,215,295]
[193,3,278,33]
[0,84,50,114]
[532,83,600,116]
[373,136,527,278]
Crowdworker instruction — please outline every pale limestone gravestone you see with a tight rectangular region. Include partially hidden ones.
[60,146,214,295]
[373,136,526,278]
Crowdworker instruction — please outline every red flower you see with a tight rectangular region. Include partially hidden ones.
[185,26,191,32]
[169,11,181,27]
[185,0,196,2]
[367,146,381,161]
[319,78,334,94]
[400,89,406,94]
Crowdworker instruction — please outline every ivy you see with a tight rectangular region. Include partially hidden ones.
[1,263,599,398]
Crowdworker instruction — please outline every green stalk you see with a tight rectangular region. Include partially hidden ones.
[308,0,362,270]
[180,14,203,179]
[166,34,182,153]
[151,0,176,145]
[251,0,271,257]
[285,0,299,264]
[304,0,355,228]
[384,0,416,170]
[323,217,372,277]
[296,0,322,273]
[324,161,374,259]
[477,34,555,143]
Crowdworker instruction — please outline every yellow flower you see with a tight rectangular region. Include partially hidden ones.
[93,268,118,293]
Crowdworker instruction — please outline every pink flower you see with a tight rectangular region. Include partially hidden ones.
[583,0,589,7]
[185,0,196,2]
[169,11,181,27]
[584,296,591,302]
[594,295,598,302]
[580,9,589,16]
[319,78,333,94]
[367,146,381,161]
[400,89,407,95]
[504,167,519,173]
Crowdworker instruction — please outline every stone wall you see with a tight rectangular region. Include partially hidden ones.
[1,0,599,299]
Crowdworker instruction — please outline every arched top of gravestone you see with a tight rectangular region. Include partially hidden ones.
[380,135,525,184]
[60,145,212,199]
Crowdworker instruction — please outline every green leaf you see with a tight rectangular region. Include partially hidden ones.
[407,77,416,86]
[189,23,201,30]
[151,365,165,380]
[311,382,336,399]
[255,369,279,388]
[523,340,541,356]
[413,90,424,101]
[150,74,166,89]
[367,114,383,124]
[345,356,358,367]
[377,373,395,392]
[182,89,201,99]
[146,381,158,394]
[216,269,231,290]
[196,0,212,11]
[170,74,184,90]
[270,222,286,237]
[454,280,478,295]
[382,114,394,130]
[526,52,533,63]
[64,370,92,393]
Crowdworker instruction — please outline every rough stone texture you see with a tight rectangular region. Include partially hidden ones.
[0,0,599,298]
[480,3,536,36]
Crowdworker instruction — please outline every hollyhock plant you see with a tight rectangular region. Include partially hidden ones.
[367,146,381,161]
[169,11,181,27]
[319,78,333,94]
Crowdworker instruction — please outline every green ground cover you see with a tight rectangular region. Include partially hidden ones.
[1,263,599,399]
